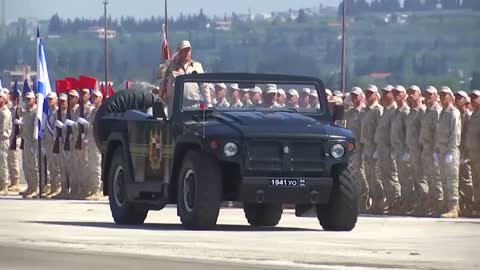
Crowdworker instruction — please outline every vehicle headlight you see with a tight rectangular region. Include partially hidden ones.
[331,144,345,159]
[224,142,238,157]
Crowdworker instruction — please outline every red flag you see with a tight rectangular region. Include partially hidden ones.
[107,83,114,98]
[55,80,66,93]
[65,77,79,90]
[100,83,106,101]
[161,24,170,63]
[79,75,97,90]
[125,80,130,89]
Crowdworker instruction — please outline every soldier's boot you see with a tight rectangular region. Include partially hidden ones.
[358,196,370,214]
[51,190,69,200]
[46,185,62,199]
[368,199,385,215]
[387,198,402,216]
[7,179,21,192]
[0,184,9,196]
[428,200,444,217]
[23,189,39,199]
[440,203,459,219]
[85,192,101,201]
[40,184,51,197]
[412,198,428,217]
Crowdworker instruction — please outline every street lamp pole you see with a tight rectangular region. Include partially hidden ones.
[103,0,109,92]
[341,0,347,92]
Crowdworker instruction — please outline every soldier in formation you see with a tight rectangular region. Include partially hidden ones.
[345,84,480,218]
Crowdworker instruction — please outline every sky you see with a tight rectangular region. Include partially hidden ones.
[3,0,342,23]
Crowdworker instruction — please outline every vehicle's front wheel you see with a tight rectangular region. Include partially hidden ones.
[317,167,358,231]
[108,148,148,225]
[243,203,283,227]
[177,151,222,230]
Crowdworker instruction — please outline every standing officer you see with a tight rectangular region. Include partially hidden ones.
[73,88,93,199]
[43,92,62,198]
[454,91,474,216]
[360,85,384,213]
[17,91,39,198]
[345,87,368,211]
[435,86,461,218]
[406,85,428,215]
[63,90,80,198]
[6,88,21,192]
[0,89,12,195]
[52,93,69,199]
[84,90,103,200]
[375,85,401,213]
[420,86,443,215]
[391,85,412,214]
[466,90,480,216]
[165,40,211,114]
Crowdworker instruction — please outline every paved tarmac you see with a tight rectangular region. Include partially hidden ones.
[0,196,479,270]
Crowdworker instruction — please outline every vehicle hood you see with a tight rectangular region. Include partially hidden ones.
[185,111,354,140]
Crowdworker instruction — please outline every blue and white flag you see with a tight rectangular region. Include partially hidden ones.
[34,29,52,140]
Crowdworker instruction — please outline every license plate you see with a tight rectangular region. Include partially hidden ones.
[269,178,306,187]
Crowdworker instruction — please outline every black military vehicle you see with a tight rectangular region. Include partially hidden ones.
[93,73,358,231]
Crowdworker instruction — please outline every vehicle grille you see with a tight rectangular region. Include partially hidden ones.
[245,139,325,177]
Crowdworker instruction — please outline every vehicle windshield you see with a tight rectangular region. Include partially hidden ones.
[181,81,323,114]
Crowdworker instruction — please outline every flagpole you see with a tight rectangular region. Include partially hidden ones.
[103,0,109,97]
[36,28,43,198]
[164,0,168,40]
[340,0,347,93]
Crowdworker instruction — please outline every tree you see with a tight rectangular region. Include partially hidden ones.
[297,9,307,23]
[403,0,422,11]
[471,71,480,90]
[48,13,63,33]
[424,0,439,10]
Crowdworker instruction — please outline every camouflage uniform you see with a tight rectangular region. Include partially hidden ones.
[435,103,461,214]
[360,101,383,208]
[406,104,428,204]
[73,101,93,198]
[374,102,401,206]
[44,106,62,195]
[7,104,20,191]
[19,104,39,197]
[0,104,12,191]
[391,103,413,208]
[65,103,80,197]
[459,110,474,207]
[52,108,70,199]
[345,104,367,209]
[420,103,443,203]
[86,105,102,196]
[466,109,480,211]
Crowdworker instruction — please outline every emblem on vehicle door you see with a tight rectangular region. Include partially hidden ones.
[148,129,163,171]
[284,146,289,154]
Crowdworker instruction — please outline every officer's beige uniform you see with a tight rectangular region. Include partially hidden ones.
[19,101,39,196]
[86,103,102,196]
[0,100,12,192]
[435,99,461,215]
[360,100,383,205]
[44,101,62,195]
[375,101,401,204]
[166,41,211,116]
[465,97,480,210]
[7,103,20,190]
[406,103,428,202]
[420,98,443,203]
[391,102,412,205]
[459,109,474,206]
[345,102,367,208]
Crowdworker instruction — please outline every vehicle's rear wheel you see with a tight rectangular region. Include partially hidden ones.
[243,203,283,227]
[108,148,148,225]
[316,167,358,231]
[177,151,222,230]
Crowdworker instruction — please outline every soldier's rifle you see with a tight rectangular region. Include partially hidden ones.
[53,80,65,154]
[9,80,21,150]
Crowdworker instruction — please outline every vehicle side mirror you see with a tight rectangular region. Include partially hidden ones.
[332,104,345,122]
[153,101,167,120]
